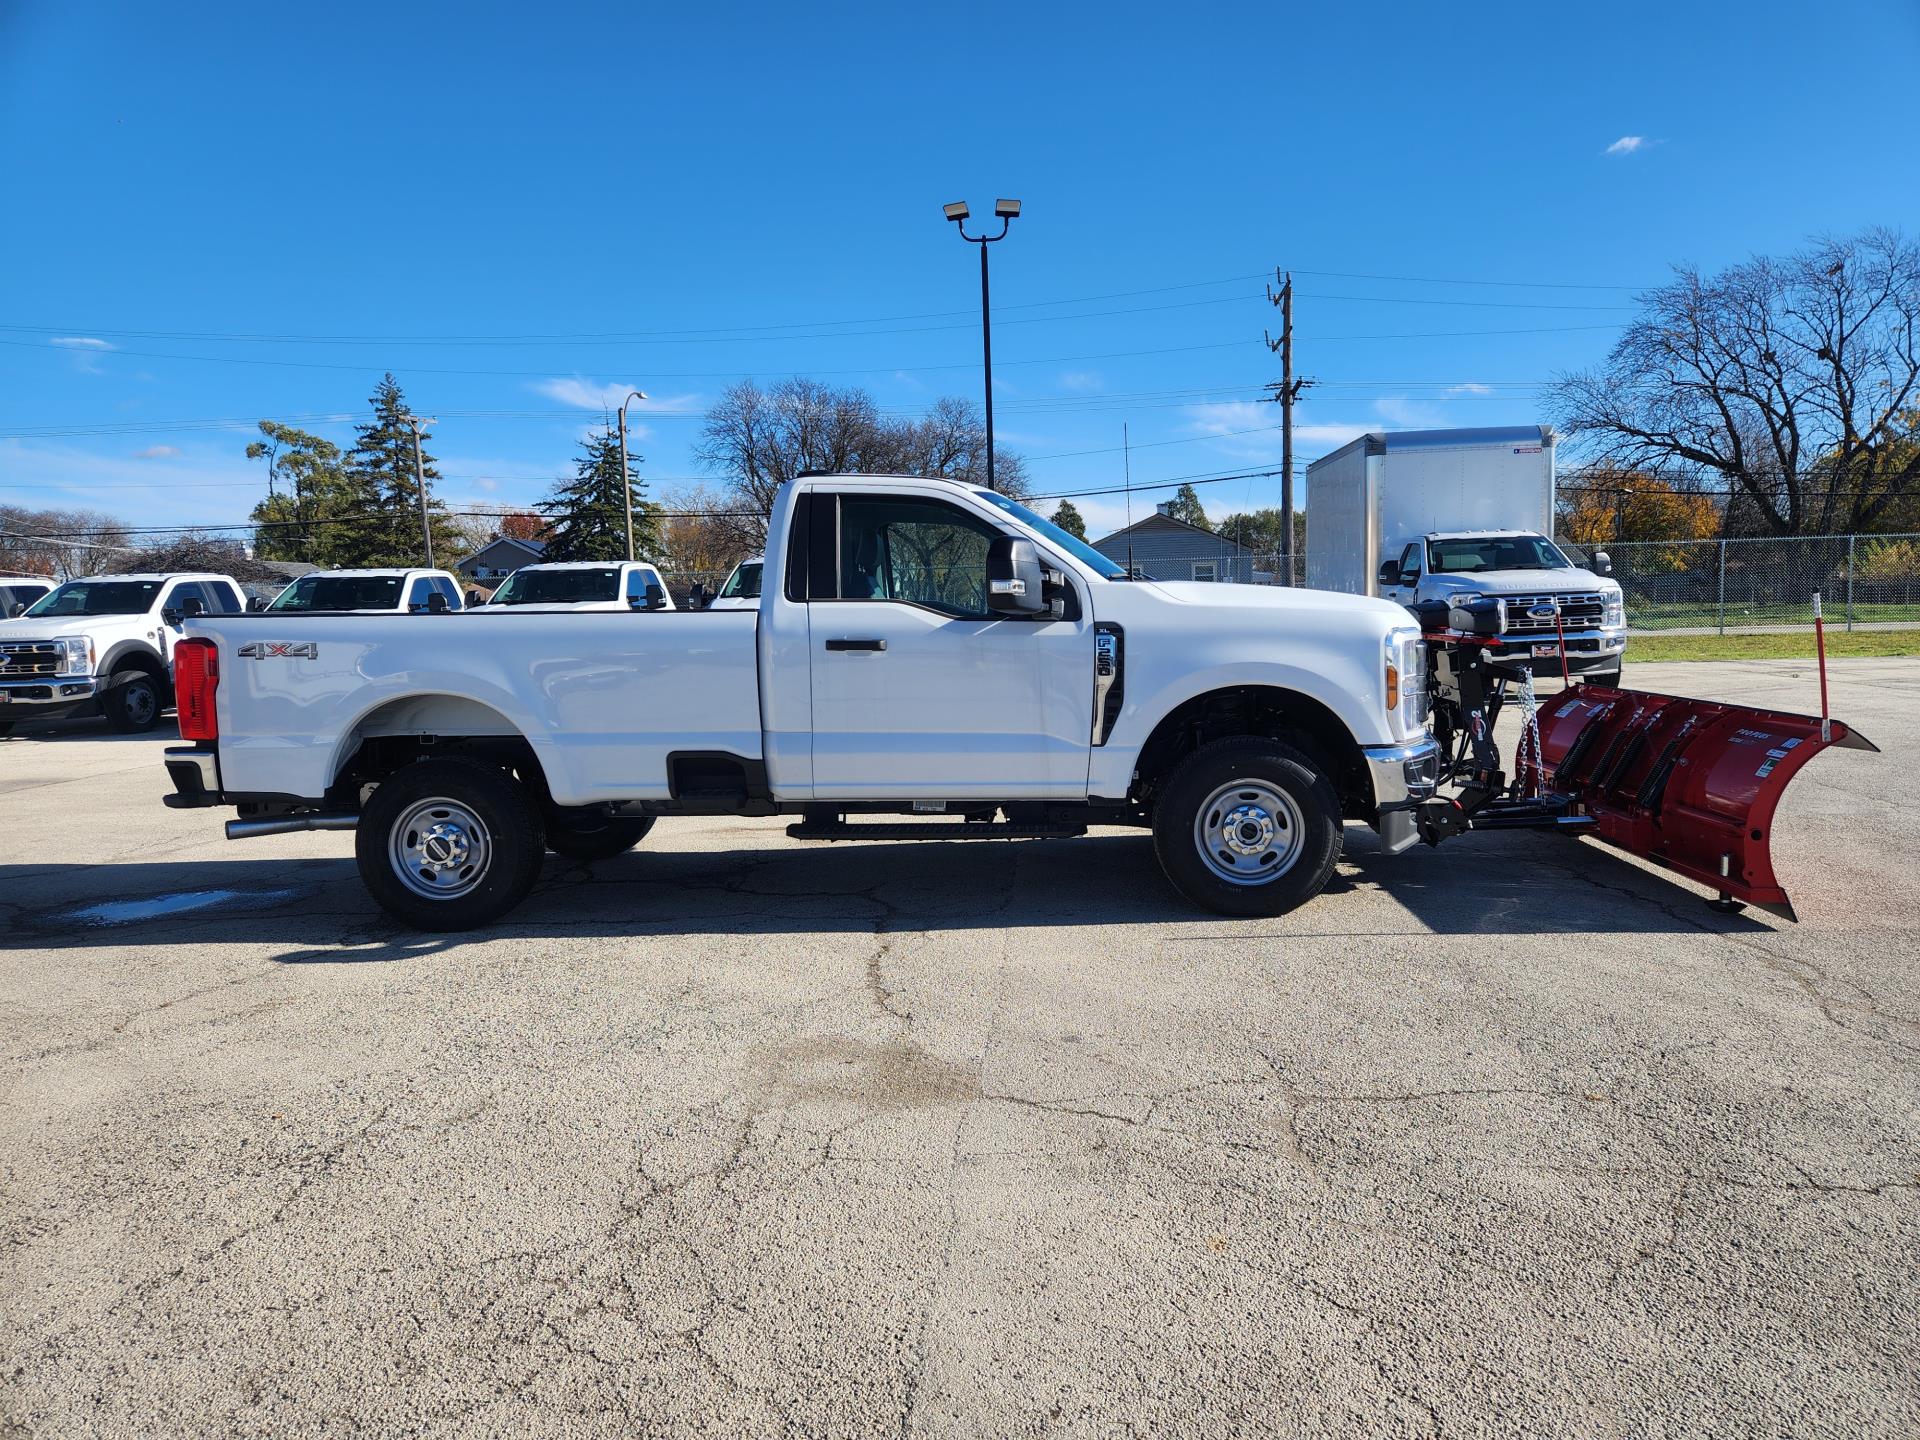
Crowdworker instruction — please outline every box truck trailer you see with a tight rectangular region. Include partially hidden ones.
[1306,425,1626,684]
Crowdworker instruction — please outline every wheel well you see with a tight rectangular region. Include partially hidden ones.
[1132,685,1371,817]
[330,695,551,811]
[103,645,165,680]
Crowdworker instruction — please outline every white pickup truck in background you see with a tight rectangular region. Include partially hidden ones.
[163,474,1437,929]
[268,568,467,614]
[484,560,674,611]
[1,572,246,734]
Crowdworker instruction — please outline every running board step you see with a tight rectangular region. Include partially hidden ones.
[786,820,1086,842]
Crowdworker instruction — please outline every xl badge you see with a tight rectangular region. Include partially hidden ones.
[237,641,318,659]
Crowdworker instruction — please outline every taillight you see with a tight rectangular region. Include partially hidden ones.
[174,638,219,741]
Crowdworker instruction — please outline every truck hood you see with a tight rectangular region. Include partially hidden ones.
[1138,580,1414,625]
[1421,568,1610,594]
[0,613,153,643]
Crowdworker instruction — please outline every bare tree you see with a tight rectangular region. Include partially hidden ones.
[696,379,1030,543]
[0,505,133,579]
[656,482,758,577]
[1551,228,1920,535]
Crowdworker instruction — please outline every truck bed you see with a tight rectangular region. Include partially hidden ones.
[194,610,762,806]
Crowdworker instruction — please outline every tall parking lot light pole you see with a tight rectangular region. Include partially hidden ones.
[401,415,439,568]
[944,199,1020,492]
[618,391,649,562]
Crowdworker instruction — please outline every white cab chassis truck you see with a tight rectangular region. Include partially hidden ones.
[1307,426,1627,685]
[0,572,246,733]
[163,474,1439,929]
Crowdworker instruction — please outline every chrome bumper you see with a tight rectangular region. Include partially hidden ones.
[1362,737,1442,855]
[1486,628,1627,670]
[0,676,102,709]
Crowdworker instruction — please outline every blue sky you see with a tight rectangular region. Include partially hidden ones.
[3,0,1917,545]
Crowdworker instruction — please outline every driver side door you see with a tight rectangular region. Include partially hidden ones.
[805,488,1094,799]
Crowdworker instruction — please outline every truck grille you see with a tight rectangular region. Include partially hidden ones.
[1500,592,1604,635]
[0,642,61,676]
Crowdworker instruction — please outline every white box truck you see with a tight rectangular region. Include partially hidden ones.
[1306,425,1626,684]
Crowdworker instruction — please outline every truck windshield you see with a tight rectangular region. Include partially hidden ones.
[491,568,620,604]
[23,580,163,617]
[269,575,404,611]
[718,561,763,600]
[1427,536,1570,573]
[976,492,1127,579]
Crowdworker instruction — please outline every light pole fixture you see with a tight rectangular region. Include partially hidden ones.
[617,390,648,562]
[944,198,1022,491]
[399,414,439,568]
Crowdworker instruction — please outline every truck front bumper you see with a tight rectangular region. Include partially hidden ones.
[1485,628,1627,676]
[1363,737,1442,855]
[0,676,104,722]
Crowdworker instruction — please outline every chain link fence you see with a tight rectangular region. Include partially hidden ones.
[1599,533,1920,632]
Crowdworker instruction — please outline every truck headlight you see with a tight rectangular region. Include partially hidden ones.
[1384,627,1429,740]
[55,635,94,677]
[1601,588,1625,628]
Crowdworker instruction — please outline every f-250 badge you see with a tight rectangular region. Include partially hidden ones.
[237,641,318,659]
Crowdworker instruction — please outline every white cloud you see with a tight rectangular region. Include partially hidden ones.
[1605,135,1650,156]
[1444,382,1493,396]
[1058,371,1103,393]
[472,476,499,493]
[531,377,704,417]
[51,336,115,350]
[134,445,180,459]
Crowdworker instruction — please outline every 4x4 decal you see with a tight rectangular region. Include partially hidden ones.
[236,641,318,660]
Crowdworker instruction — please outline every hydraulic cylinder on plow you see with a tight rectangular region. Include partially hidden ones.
[1410,598,1876,920]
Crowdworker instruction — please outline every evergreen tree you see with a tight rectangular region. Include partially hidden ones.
[1163,483,1211,530]
[245,421,356,563]
[341,374,463,566]
[538,424,663,562]
[1049,500,1088,540]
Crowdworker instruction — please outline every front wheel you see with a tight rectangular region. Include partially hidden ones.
[102,670,163,733]
[1152,737,1344,918]
[1588,668,1623,690]
[547,813,655,861]
[356,758,546,931]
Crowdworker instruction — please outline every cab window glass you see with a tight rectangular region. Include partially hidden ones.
[837,495,998,618]
[407,578,435,610]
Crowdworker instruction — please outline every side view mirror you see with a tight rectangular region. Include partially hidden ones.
[6,602,22,618]
[1592,550,1614,578]
[1377,559,1404,587]
[690,582,713,611]
[427,591,450,613]
[629,582,668,611]
[986,535,1047,617]
[161,606,183,627]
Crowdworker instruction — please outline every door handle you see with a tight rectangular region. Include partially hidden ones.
[824,638,887,652]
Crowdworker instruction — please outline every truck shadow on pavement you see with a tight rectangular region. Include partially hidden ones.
[5,823,1770,962]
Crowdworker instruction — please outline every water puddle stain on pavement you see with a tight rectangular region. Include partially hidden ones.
[61,888,300,927]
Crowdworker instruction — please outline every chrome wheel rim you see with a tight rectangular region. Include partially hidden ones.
[390,797,492,900]
[1193,779,1304,886]
[124,681,157,726]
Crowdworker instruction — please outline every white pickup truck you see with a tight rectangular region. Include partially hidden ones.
[484,560,674,611]
[1,572,247,734]
[268,568,467,614]
[162,474,1439,929]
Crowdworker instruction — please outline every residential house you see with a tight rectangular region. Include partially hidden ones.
[456,534,546,585]
[1090,505,1261,583]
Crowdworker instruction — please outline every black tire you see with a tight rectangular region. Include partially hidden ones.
[355,757,546,931]
[546,813,655,861]
[1588,669,1622,690]
[1151,736,1344,918]
[102,670,163,733]
[0,720,14,736]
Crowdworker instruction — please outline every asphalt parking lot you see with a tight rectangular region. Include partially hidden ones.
[4,657,1918,1438]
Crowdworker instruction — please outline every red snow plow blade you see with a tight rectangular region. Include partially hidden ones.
[1535,685,1877,920]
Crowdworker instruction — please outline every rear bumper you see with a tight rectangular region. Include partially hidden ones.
[162,745,224,808]
[0,676,103,720]
[1363,737,1442,855]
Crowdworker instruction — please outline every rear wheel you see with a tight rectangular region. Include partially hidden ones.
[102,670,163,733]
[356,758,545,931]
[546,813,655,861]
[1152,737,1343,918]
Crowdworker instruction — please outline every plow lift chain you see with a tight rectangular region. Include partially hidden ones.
[1404,595,1876,921]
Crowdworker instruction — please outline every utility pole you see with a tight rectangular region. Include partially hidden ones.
[1264,271,1313,585]
[400,414,439,569]
[618,391,649,562]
